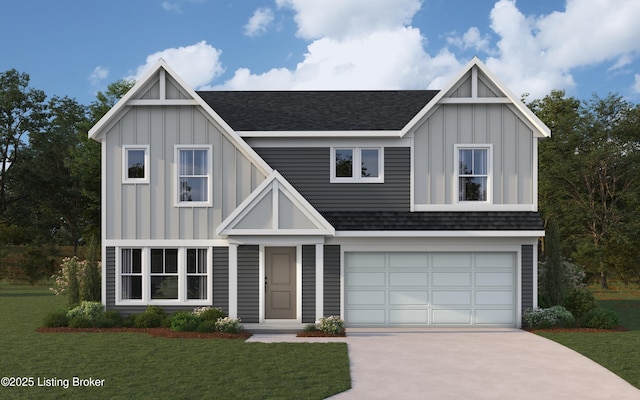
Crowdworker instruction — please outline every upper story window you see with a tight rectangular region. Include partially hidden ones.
[456,145,491,202]
[331,147,384,183]
[123,145,149,184]
[176,145,212,206]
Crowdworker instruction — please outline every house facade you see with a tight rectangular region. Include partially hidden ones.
[89,58,548,328]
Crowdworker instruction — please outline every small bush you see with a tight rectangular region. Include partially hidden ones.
[66,301,104,322]
[68,315,93,328]
[580,308,619,329]
[523,306,575,329]
[304,324,318,332]
[193,306,225,322]
[170,311,201,332]
[564,288,598,318]
[317,316,345,335]
[135,306,167,328]
[215,317,243,333]
[43,308,69,327]
[196,320,217,333]
[122,314,137,328]
[94,310,124,328]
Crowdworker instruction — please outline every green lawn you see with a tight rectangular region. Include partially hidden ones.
[0,284,350,399]
[537,283,640,389]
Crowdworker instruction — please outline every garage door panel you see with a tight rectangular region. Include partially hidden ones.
[346,253,385,268]
[475,253,514,269]
[476,291,514,305]
[390,309,429,324]
[348,309,386,324]
[432,309,472,325]
[348,272,385,287]
[390,290,429,305]
[389,272,428,287]
[433,272,471,287]
[348,290,386,305]
[389,253,428,268]
[432,253,472,268]
[475,272,514,287]
[433,291,472,305]
[475,309,515,325]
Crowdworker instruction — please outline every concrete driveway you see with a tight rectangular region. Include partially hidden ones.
[249,328,640,399]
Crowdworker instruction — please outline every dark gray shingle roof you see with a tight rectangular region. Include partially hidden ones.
[321,211,544,231]
[196,90,439,131]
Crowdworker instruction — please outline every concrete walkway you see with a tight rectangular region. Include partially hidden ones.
[248,328,640,400]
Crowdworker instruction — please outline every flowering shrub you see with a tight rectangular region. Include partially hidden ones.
[317,316,345,335]
[193,306,225,322]
[523,306,575,329]
[215,317,243,333]
[66,301,104,321]
[50,256,101,305]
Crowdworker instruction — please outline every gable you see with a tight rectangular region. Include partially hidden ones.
[217,171,335,236]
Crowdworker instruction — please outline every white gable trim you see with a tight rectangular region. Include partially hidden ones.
[216,170,335,236]
[400,57,551,138]
[88,59,273,177]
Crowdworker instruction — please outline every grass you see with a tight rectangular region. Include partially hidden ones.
[0,284,350,399]
[536,282,640,389]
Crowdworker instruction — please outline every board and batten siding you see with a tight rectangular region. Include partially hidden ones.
[104,105,266,241]
[413,104,534,206]
[237,245,259,323]
[255,147,410,211]
[323,245,341,317]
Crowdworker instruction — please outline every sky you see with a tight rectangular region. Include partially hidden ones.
[2,0,640,106]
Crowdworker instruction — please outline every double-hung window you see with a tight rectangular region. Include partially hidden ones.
[331,147,383,183]
[176,145,212,206]
[456,145,491,202]
[121,248,142,300]
[150,249,179,300]
[187,249,207,300]
[122,145,149,183]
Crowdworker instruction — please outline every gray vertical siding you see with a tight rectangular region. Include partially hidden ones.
[323,245,341,317]
[212,246,229,314]
[106,247,116,309]
[254,147,410,211]
[237,245,259,323]
[302,245,316,323]
[521,245,534,318]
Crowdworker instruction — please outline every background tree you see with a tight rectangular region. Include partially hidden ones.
[539,219,566,307]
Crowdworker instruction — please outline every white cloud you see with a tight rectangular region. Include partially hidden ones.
[129,41,224,89]
[161,0,205,13]
[244,8,275,37]
[88,66,109,85]
[447,27,491,53]
[633,74,640,94]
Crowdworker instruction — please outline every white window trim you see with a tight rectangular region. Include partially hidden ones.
[330,147,384,183]
[175,145,213,207]
[115,246,212,306]
[454,144,493,205]
[122,145,149,184]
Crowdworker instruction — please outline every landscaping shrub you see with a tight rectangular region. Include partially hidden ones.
[66,301,104,322]
[317,316,345,335]
[50,256,102,305]
[193,306,225,322]
[68,315,93,328]
[134,306,167,328]
[94,310,125,328]
[195,320,217,333]
[304,324,318,332]
[170,311,201,332]
[43,308,69,327]
[580,308,619,329]
[564,288,598,319]
[523,306,575,329]
[215,317,243,333]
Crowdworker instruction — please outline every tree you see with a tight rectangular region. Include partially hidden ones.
[0,69,46,215]
[539,219,566,307]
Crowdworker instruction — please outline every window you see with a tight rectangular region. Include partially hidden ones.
[121,248,142,300]
[117,247,210,304]
[331,147,383,183]
[456,145,491,202]
[123,145,149,183]
[176,146,212,206]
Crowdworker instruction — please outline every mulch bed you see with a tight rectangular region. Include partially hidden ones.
[527,326,629,333]
[36,327,252,339]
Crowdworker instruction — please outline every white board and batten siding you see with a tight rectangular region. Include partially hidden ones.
[345,252,517,327]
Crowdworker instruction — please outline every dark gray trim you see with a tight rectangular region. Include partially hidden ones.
[255,147,410,212]
[105,247,116,309]
[521,245,534,318]
[323,245,341,317]
[302,245,316,323]
[237,245,259,323]
[213,246,229,315]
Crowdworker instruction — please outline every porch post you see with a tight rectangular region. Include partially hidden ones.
[315,243,324,321]
[228,244,238,318]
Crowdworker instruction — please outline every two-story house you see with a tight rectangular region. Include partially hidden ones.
[89,57,548,328]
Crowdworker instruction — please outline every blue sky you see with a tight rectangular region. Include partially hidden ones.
[2,0,640,106]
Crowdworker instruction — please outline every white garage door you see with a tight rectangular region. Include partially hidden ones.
[345,252,517,327]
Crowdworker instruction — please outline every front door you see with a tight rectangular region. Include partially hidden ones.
[265,247,297,319]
